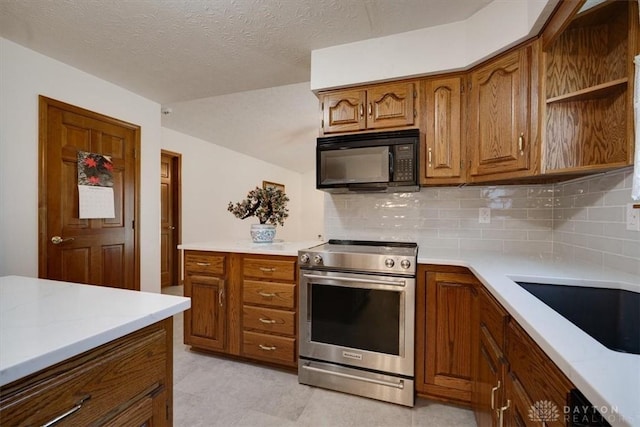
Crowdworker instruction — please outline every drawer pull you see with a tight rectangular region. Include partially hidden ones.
[258,344,277,351]
[41,395,91,427]
[258,267,276,272]
[259,317,276,324]
[258,291,277,298]
[196,262,211,266]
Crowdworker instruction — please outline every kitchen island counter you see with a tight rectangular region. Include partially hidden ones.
[418,250,639,427]
[0,275,190,387]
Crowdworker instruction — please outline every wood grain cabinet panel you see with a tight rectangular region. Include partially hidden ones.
[416,265,479,404]
[241,254,298,368]
[506,320,573,427]
[183,251,228,352]
[422,76,463,183]
[468,43,533,178]
[0,320,172,427]
[471,285,573,427]
[321,89,367,133]
[320,82,417,134]
[542,0,637,174]
[242,331,296,365]
[367,82,416,129]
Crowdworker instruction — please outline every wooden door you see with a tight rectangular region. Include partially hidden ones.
[160,151,180,288]
[321,89,366,133]
[367,82,416,129]
[469,45,530,176]
[38,96,140,290]
[423,77,462,180]
[184,274,226,351]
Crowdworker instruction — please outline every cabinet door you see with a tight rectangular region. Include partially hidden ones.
[474,288,509,427]
[506,320,572,427]
[184,274,226,351]
[321,89,366,133]
[475,326,507,427]
[469,45,531,176]
[367,83,416,129]
[503,372,539,427]
[423,77,462,180]
[416,267,478,404]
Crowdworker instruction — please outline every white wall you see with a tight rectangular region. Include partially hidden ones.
[0,37,162,291]
[162,128,323,243]
[310,0,557,91]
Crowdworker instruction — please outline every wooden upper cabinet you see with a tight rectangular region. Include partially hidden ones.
[366,83,416,129]
[542,0,637,174]
[321,89,367,133]
[422,76,463,183]
[321,82,416,134]
[468,42,534,178]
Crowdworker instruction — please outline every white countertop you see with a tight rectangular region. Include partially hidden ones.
[417,249,640,427]
[178,239,323,256]
[0,276,190,387]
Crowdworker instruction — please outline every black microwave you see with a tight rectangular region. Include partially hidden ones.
[316,129,420,193]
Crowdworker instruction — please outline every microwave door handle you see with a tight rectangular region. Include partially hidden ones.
[388,150,394,180]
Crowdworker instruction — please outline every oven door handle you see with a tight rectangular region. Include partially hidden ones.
[303,273,406,287]
[301,363,404,389]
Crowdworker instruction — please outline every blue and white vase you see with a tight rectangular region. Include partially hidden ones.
[250,224,276,243]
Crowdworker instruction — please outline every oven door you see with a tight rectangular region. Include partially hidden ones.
[299,269,415,377]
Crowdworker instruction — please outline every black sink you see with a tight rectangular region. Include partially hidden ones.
[516,282,640,355]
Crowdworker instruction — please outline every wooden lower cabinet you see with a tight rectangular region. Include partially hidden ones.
[415,265,576,426]
[474,287,509,427]
[505,320,573,427]
[416,265,479,404]
[0,319,173,426]
[471,286,573,427]
[183,251,228,352]
[241,254,298,368]
[183,250,297,369]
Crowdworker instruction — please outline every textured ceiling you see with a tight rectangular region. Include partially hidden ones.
[0,0,493,172]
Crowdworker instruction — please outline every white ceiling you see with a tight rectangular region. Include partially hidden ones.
[0,0,493,172]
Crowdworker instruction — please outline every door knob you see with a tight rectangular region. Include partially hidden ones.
[51,236,75,245]
[168,226,175,230]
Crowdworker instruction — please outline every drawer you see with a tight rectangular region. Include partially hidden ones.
[185,251,225,275]
[243,257,296,281]
[242,331,296,366]
[479,288,508,348]
[0,324,166,426]
[243,280,295,309]
[243,305,295,336]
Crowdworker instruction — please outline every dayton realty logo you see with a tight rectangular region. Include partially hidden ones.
[529,400,621,425]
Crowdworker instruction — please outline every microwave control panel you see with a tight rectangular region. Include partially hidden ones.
[393,144,414,182]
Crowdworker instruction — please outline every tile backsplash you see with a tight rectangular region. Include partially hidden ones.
[324,168,639,275]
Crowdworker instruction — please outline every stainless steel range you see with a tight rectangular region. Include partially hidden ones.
[298,240,418,407]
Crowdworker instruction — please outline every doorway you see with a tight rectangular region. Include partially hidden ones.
[38,96,140,290]
[160,150,181,287]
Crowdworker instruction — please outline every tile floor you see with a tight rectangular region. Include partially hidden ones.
[164,285,477,427]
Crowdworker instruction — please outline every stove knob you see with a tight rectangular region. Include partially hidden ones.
[384,258,395,268]
[313,255,323,265]
[300,254,310,264]
[400,259,411,269]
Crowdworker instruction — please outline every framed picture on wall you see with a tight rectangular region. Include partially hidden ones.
[262,181,285,192]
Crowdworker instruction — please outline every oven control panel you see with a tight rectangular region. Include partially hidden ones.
[299,253,414,274]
